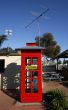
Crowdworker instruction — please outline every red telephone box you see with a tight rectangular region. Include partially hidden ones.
[16,43,44,103]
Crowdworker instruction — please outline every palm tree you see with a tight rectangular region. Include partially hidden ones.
[0,35,7,48]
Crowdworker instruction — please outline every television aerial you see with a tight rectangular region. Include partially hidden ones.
[25,8,49,28]
[25,8,50,46]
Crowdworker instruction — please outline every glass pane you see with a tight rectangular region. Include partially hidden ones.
[32,58,38,70]
[26,58,31,65]
[32,71,38,93]
[32,58,38,65]
[25,79,30,83]
[32,71,38,78]
[32,78,38,93]
[26,83,30,88]
[25,79,31,93]
[32,87,38,93]
[25,88,31,93]
[25,71,31,78]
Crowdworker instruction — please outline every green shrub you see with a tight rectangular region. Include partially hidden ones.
[44,89,68,110]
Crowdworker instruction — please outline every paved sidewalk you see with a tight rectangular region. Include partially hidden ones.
[0,91,45,110]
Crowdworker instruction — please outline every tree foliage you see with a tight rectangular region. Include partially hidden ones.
[35,33,61,58]
[0,35,7,47]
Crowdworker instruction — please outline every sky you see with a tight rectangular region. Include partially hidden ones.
[0,0,68,52]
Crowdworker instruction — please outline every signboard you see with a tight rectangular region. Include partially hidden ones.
[26,65,37,70]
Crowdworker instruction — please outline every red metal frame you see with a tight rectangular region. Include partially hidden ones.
[26,43,36,46]
[20,50,42,102]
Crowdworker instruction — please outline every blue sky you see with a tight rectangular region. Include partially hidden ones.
[0,0,68,52]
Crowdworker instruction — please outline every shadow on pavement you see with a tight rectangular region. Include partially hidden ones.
[42,93,50,110]
[2,89,20,101]
[60,81,68,88]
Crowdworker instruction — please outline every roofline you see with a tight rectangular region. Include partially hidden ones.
[52,49,68,59]
[0,54,21,56]
[15,46,45,51]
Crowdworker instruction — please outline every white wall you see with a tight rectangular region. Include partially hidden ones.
[0,56,21,90]
[0,56,21,67]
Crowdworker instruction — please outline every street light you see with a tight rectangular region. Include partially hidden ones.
[5,29,12,56]
[5,29,12,36]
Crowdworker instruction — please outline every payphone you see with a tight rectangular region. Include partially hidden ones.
[16,43,44,102]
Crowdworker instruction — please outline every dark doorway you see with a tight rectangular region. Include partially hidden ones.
[0,59,5,73]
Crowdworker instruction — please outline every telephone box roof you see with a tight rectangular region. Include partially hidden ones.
[15,46,45,50]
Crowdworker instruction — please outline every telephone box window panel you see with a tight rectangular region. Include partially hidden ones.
[32,58,38,65]
[25,88,31,93]
[25,70,38,93]
[25,78,31,93]
[25,79,31,83]
[32,71,38,93]
[32,78,38,93]
[25,71,31,78]
[26,58,31,65]
[32,71,38,77]
[25,58,38,70]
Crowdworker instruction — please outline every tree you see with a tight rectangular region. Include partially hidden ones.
[58,59,62,64]
[0,35,7,47]
[35,33,61,58]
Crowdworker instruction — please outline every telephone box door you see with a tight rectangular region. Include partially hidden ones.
[20,51,42,102]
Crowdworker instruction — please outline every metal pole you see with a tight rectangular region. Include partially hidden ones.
[5,29,12,47]
[57,58,58,71]
[37,20,40,46]
[5,29,12,55]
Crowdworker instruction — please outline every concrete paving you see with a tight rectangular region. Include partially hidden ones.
[0,91,45,110]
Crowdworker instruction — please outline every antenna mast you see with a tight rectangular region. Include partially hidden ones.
[25,8,50,46]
